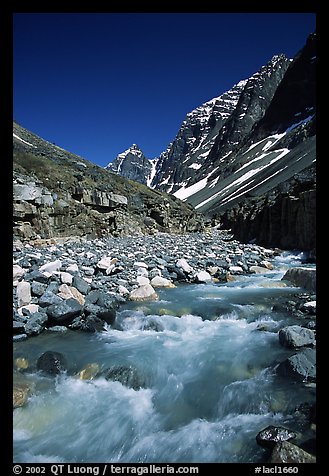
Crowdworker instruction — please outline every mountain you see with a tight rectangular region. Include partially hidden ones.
[13,122,204,242]
[105,144,158,186]
[105,32,316,252]
[185,32,316,251]
[152,54,291,194]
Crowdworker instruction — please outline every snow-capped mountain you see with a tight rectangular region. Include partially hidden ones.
[152,54,290,194]
[105,144,158,187]
[184,32,316,251]
[104,32,315,251]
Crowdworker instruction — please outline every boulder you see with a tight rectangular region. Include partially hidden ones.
[38,291,63,308]
[194,271,212,284]
[269,441,316,463]
[277,347,316,382]
[13,264,25,281]
[60,272,73,285]
[39,259,62,276]
[279,325,315,348]
[129,284,159,302]
[24,311,48,336]
[150,276,175,288]
[36,351,67,375]
[72,276,91,295]
[14,357,29,370]
[229,266,244,274]
[256,425,297,449]
[249,265,271,274]
[46,298,82,323]
[17,304,39,316]
[176,258,193,274]
[57,284,85,305]
[96,256,116,274]
[69,315,105,333]
[103,365,147,390]
[16,281,31,307]
[13,382,32,408]
[282,267,316,292]
[31,281,46,296]
[78,363,100,380]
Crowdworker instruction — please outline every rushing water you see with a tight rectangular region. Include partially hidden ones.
[13,252,316,463]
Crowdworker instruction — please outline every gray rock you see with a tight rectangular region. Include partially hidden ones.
[24,312,48,336]
[31,281,46,296]
[269,441,316,463]
[38,291,63,308]
[256,425,297,449]
[48,326,68,332]
[279,325,315,348]
[46,298,82,323]
[24,270,49,283]
[13,334,28,342]
[13,183,43,201]
[36,351,67,375]
[103,365,147,390]
[72,275,91,295]
[282,267,316,292]
[277,348,316,382]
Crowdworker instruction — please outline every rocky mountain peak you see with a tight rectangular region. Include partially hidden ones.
[105,144,155,186]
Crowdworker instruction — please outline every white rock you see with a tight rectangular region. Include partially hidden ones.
[39,259,61,275]
[17,303,39,316]
[136,276,150,286]
[195,271,212,283]
[129,284,158,302]
[60,272,73,285]
[151,276,175,288]
[134,261,148,269]
[16,281,31,307]
[97,256,113,270]
[260,260,274,270]
[118,285,130,296]
[66,263,79,274]
[176,258,193,273]
[13,264,25,280]
[303,301,316,310]
[249,265,270,274]
[229,266,244,274]
[57,284,85,305]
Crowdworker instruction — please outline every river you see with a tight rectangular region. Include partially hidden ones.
[13,251,316,463]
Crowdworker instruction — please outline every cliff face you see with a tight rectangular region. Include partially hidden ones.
[13,122,204,242]
[215,33,316,253]
[150,55,291,194]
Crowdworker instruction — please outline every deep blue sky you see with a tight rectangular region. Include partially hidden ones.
[13,13,316,168]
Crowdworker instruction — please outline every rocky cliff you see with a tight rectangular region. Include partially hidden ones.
[13,122,204,242]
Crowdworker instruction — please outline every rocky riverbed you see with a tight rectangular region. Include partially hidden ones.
[13,229,284,340]
[13,229,316,463]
